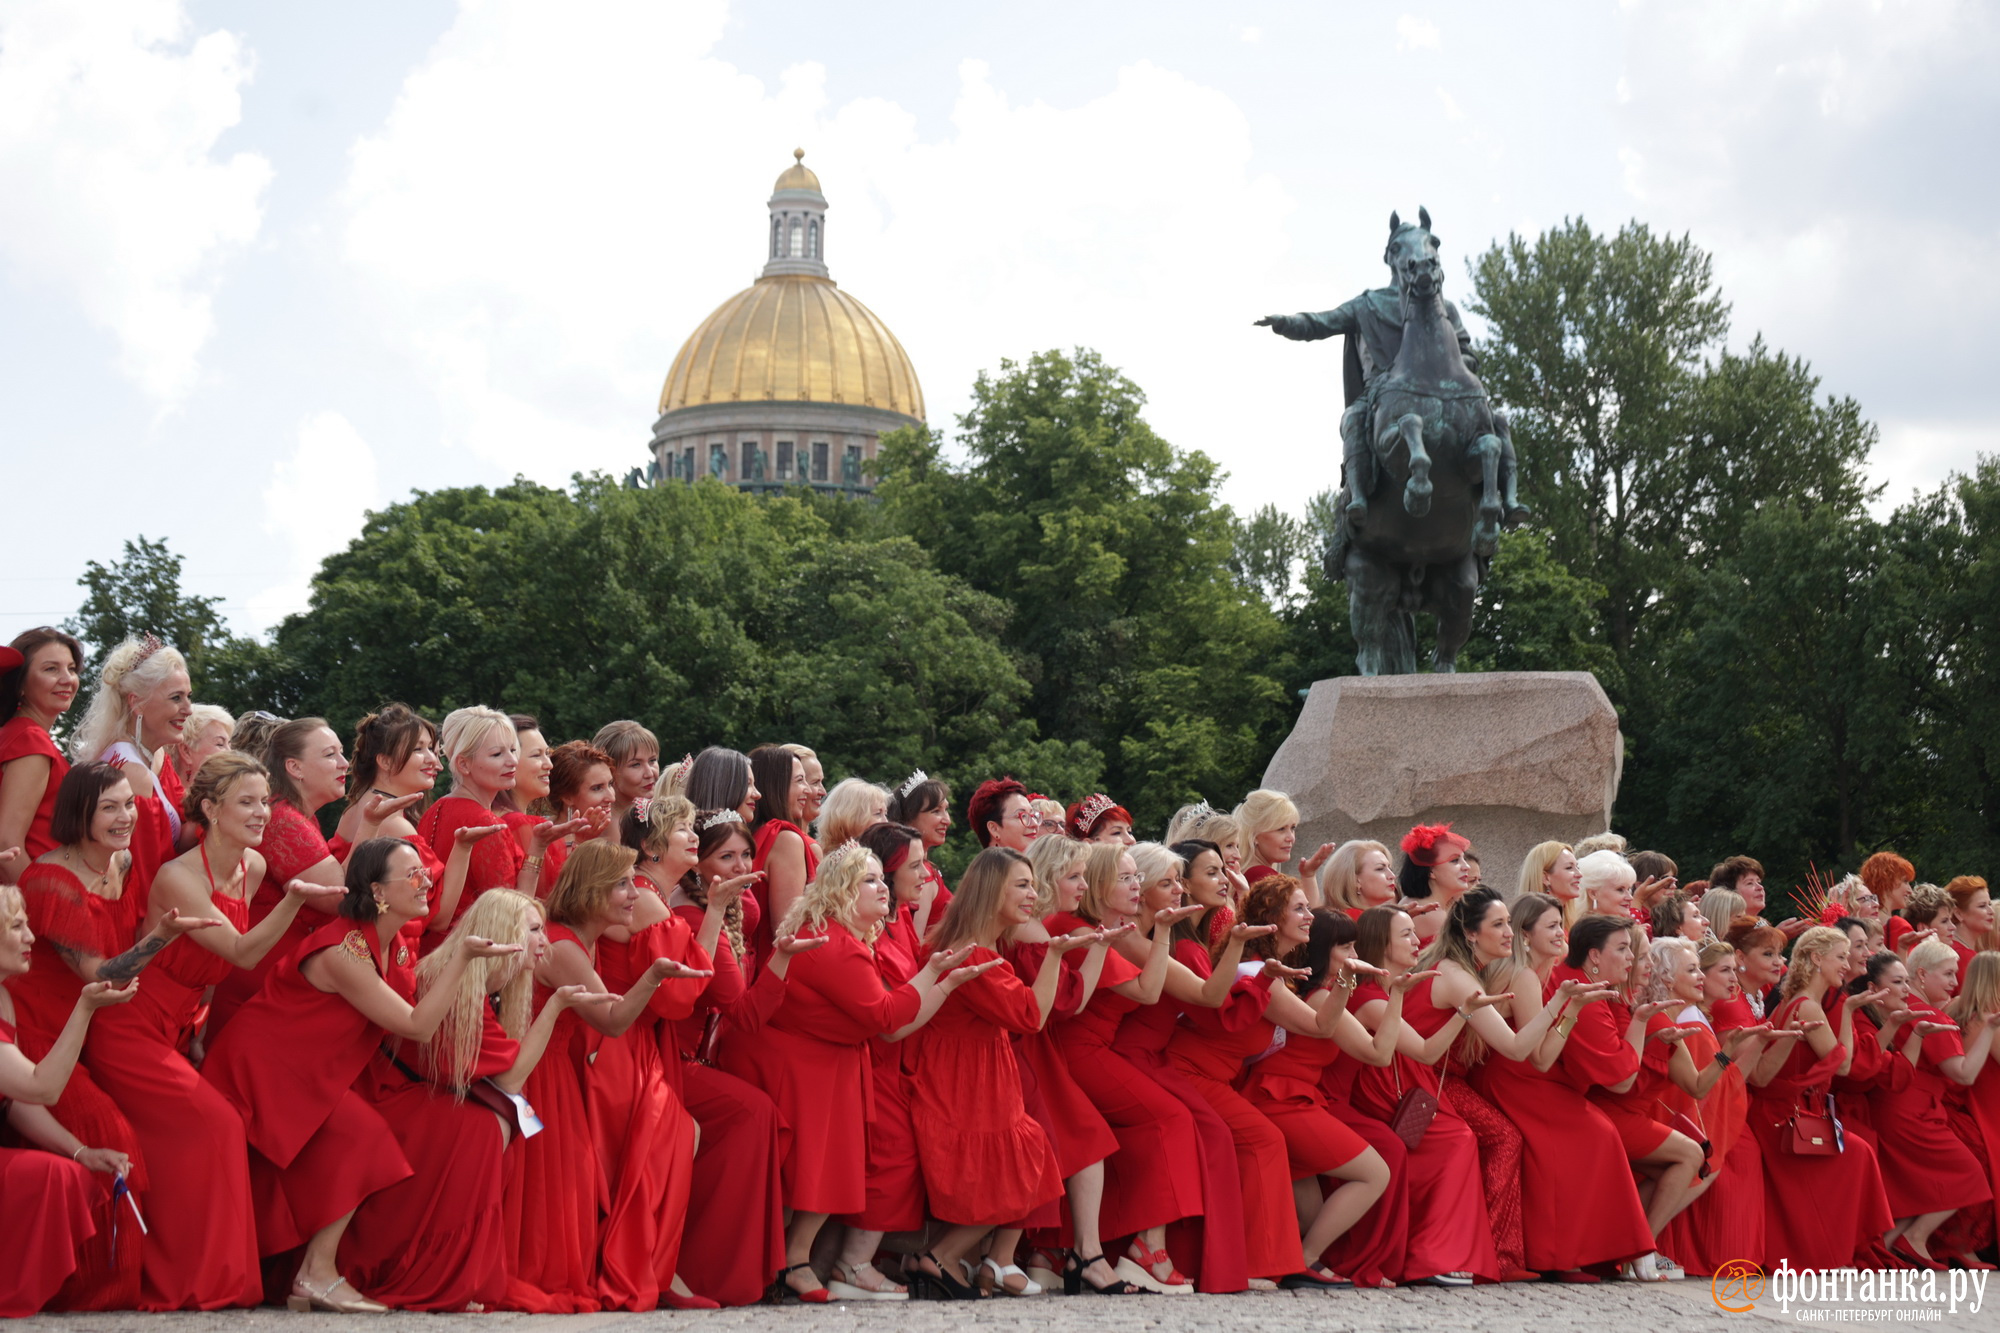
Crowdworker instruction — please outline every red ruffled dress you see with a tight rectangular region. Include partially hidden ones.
[904,943,1063,1226]
[748,819,819,973]
[1868,994,1991,1219]
[1111,935,1251,1292]
[720,923,921,1214]
[1239,1019,1372,1177]
[1655,1014,1764,1276]
[1748,994,1895,1267]
[206,799,338,1035]
[0,1013,99,1316]
[1338,978,1499,1282]
[416,796,524,950]
[8,864,147,1308]
[84,879,260,1308]
[201,919,417,1260]
[0,717,67,859]
[664,898,786,1306]
[1044,912,1203,1239]
[841,902,930,1231]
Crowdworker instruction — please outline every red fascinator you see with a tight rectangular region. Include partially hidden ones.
[1400,822,1471,867]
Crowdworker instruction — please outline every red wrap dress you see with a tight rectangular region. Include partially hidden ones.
[0,1013,99,1316]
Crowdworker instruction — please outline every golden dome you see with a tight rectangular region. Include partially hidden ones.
[657,275,924,419]
[773,147,821,194]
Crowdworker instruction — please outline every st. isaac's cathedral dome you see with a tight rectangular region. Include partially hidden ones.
[644,150,924,494]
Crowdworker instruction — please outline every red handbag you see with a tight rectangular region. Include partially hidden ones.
[1388,1060,1440,1150]
[1783,1093,1842,1156]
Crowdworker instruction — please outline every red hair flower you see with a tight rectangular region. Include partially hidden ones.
[1400,822,1471,867]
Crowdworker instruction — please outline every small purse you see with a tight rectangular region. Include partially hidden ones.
[1388,1060,1439,1150]
[1783,1092,1841,1156]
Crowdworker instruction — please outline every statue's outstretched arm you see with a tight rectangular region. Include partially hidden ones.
[1254,302,1358,341]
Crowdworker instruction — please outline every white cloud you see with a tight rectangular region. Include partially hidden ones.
[337,0,1294,490]
[1396,15,1441,50]
[251,412,382,631]
[1241,26,1262,44]
[0,0,270,402]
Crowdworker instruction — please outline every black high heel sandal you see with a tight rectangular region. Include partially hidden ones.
[1065,1251,1139,1296]
[765,1262,832,1304]
[913,1252,983,1301]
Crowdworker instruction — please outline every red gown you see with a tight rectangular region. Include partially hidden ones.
[1167,967,1305,1279]
[1339,978,1499,1282]
[84,881,260,1308]
[1748,994,1895,1267]
[588,915,707,1310]
[842,903,929,1231]
[0,1014,99,1316]
[1938,1050,2000,1257]
[748,819,819,972]
[201,918,416,1259]
[1313,1038,1413,1288]
[1868,994,1991,1218]
[8,863,146,1308]
[1408,976,1526,1276]
[1580,999,1676,1158]
[664,899,786,1307]
[905,943,1063,1226]
[1045,912,1203,1238]
[720,923,920,1214]
[343,1006,520,1311]
[0,717,67,859]
[1655,1015,1765,1276]
[416,796,524,948]
[1111,936,1251,1292]
[206,799,336,1035]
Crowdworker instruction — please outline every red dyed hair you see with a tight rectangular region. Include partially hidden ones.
[966,777,1028,848]
[1067,793,1131,839]
[1400,822,1470,867]
[1858,851,1915,900]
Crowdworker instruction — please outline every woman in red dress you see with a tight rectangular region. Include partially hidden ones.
[1942,952,2000,1266]
[1947,877,1997,964]
[70,636,194,882]
[497,713,554,865]
[1233,790,1334,892]
[344,889,610,1311]
[724,841,988,1301]
[540,741,619,884]
[96,752,346,1309]
[201,836,517,1312]
[747,744,818,971]
[0,629,83,871]
[419,707,571,942]
[330,705,439,854]
[0,879,135,1316]
[1746,924,1896,1268]
[12,763,216,1309]
[593,720,661,832]
[1319,839,1398,917]
[1065,792,1133,845]
[1870,937,1996,1265]
[537,838,713,1311]
[887,771,955,915]
[1518,841,1584,928]
[649,803,786,1307]
[1395,823,1476,945]
[903,847,1092,1299]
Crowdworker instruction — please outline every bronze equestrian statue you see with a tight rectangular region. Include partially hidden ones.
[1258,208,1528,676]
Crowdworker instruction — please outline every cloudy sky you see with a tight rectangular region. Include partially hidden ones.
[3,0,1995,641]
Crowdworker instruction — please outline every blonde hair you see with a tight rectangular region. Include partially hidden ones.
[816,777,889,849]
[182,750,268,829]
[1572,832,1629,860]
[1233,789,1300,866]
[1321,839,1393,911]
[0,882,22,931]
[1641,936,1698,1008]
[642,794,695,857]
[1129,841,1183,893]
[1026,834,1087,919]
[1906,937,1958,980]
[179,703,234,751]
[71,636,191,761]
[1178,810,1246,864]
[1578,849,1636,908]
[1077,840,1132,924]
[1778,925,1850,1003]
[416,890,539,1096]
[779,743,817,765]
[778,841,877,941]
[439,706,516,783]
[1518,840,1572,903]
[1029,797,1066,829]
[544,840,638,928]
[592,720,659,767]
[1946,952,2000,1027]
[1699,888,1746,941]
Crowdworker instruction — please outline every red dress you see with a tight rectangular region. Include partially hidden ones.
[0,1014,99,1316]
[1655,1014,1765,1276]
[748,819,819,972]
[417,796,524,946]
[1004,934,1119,1184]
[1579,1000,1676,1158]
[1408,975,1526,1276]
[1868,994,1991,1218]
[1938,1048,2000,1257]
[1312,1033,1413,1288]
[206,799,337,1035]
[201,918,417,1259]
[663,899,786,1307]
[84,880,260,1308]
[1832,997,1910,1149]
[905,943,1063,1226]
[95,743,179,894]
[1111,936,1251,1292]
[1044,912,1203,1238]
[1167,966,1304,1279]
[8,864,146,1309]
[1748,994,1895,1267]
[1240,1023,1371,1176]
[721,924,921,1214]
[343,1007,520,1311]
[0,717,67,859]
[842,903,929,1231]
[1339,978,1499,1282]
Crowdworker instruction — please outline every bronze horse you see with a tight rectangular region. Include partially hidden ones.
[1340,209,1513,675]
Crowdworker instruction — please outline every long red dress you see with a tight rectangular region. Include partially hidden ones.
[842,902,929,1231]
[1405,976,1526,1276]
[1869,993,1991,1219]
[905,943,1063,1226]
[1111,935,1252,1292]
[1313,1040,1413,1287]
[0,717,67,859]
[1580,999,1676,1158]
[0,1014,99,1316]
[588,915,708,1310]
[1167,966,1305,1279]
[663,898,786,1307]
[201,918,416,1260]
[1045,912,1203,1239]
[1938,1048,2000,1258]
[206,799,336,1035]
[748,819,819,973]
[8,863,146,1309]
[1339,978,1499,1282]
[1655,1014,1765,1276]
[1832,996,1910,1149]
[343,1006,520,1311]
[721,923,920,1214]
[1005,934,1119,1184]
[1748,994,1895,1267]
[84,879,260,1308]
[416,796,523,949]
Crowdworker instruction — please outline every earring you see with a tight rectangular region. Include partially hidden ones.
[374,897,388,912]
[1587,962,1599,977]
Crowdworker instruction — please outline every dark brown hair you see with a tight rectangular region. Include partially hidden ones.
[747,744,801,828]
[263,716,333,809]
[49,760,131,846]
[1708,855,1764,892]
[1,628,84,719]
[347,703,436,797]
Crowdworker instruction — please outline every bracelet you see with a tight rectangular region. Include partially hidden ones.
[1712,1051,1733,1068]
[1555,1016,1577,1038]
[523,856,543,870]
[72,1145,86,1161]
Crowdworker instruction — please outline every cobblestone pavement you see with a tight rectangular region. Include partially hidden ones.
[9,1282,1888,1333]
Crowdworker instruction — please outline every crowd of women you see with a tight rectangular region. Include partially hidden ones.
[1,624,1997,1315]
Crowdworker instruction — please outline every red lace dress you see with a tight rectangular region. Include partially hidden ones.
[0,716,67,859]
[200,919,417,1258]
[0,1013,99,1316]
[9,863,146,1308]
[85,875,260,1308]
[905,943,1063,1226]
[416,795,523,950]
[206,799,337,1035]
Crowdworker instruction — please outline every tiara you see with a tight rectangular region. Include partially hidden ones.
[131,632,166,667]
[670,753,693,787]
[897,768,929,798]
[1186,799,1215,822]
[697,809,743,832]
[1073,793,1118,831]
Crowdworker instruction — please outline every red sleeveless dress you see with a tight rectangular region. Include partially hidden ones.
[0,717,66,859]
[0,1013,99,1316]
[9,863,146,1308]
[207,799,337,1035]
[85,876,260,1308]
[201,918,417,1257]
[747,819,818,972]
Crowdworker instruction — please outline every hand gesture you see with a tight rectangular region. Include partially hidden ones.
[1777,916,1813,941]
[925,945,975,980]
[1459,991,1513,1015]
[1300,843,1337,878]
[283,877,347,910]
[74,1146,130,1176]
[1650,1026,1689,1046]
[1719,1024,1773,1055]
[79,978,139,1010]
[454,822,506,848]
[1047,928,1106,956]
[645,956,713,982]
[1774,1019,1826,1038]
[940,956,1007,994]
[152,907,223,940]
[1632,1000,1681,1024]
[767,932,827,978]
[1849,985,1897,1013]
[1632,875,1672,904]
[1388,967,1439,995]
[0,845,26,884]
[1097,921,1139,942]
[1151,904,1204,930]
[1406,900,1444,917]
[1261,958,1309,981]
[576,805,613,838]
[354,790,423,827]
[551,984,616,1011]
[1229,922,1278,945]
[1898,928,1935,953]
[461,934,524,961]
[1910,1020,1958,1039]
[705,870,763,911]
[1561,981,1620,1007]
[1341,957,1389,979]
